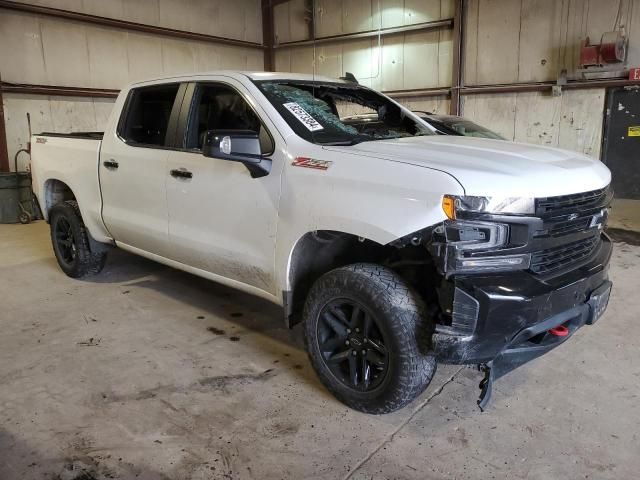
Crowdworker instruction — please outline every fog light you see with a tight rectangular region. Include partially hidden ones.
[456,254,531,272]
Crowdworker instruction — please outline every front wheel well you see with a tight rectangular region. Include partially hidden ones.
[43,179,76,218]
[284,230,442,328]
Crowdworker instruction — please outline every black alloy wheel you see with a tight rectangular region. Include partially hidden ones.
[53,215,76,267]
[303,263,437,414]
[49,200,107,278]
[317,299,389,392]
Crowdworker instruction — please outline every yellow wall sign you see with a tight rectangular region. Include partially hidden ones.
[629,126,640,137]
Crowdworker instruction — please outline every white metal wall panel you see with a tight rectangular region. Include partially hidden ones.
[398,96,450,115]
[273,0,454,90]
[3,94,116,171]
[274,0,311,44]
[0,11,263,87]
[463,93,517,140]
[9,0,263,43]
[463,88,605,159]
[466,0,640,85]
[0,3,263,170]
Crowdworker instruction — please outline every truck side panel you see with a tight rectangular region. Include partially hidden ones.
[273,137,466,294]
[31,136,112,244]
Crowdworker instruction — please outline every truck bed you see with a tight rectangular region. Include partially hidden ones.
[31,132,111,243]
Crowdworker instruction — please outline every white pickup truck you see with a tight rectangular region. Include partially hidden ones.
[31,71,613,413]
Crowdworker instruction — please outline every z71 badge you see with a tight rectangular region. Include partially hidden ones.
[292,157,332,170]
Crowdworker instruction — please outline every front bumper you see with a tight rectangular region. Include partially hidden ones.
[432,234,613,368]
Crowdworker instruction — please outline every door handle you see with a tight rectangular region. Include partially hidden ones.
[103,159,119,170]
[170,168,193,179]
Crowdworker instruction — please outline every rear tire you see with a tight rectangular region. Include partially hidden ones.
[49,200,107,278]
[303,263,437,414]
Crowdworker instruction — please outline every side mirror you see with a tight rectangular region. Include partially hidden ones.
[202,130,272,178]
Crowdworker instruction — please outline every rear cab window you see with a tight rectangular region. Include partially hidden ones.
[118,84,181,147]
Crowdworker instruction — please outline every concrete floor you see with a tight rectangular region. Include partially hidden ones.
[1,221,639,480]
[609,199,640,231]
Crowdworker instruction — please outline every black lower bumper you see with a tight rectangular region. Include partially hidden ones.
[432,235,613,393]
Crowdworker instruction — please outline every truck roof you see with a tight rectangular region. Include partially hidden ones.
[130,71,350,86]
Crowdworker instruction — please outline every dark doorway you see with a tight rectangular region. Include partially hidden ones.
[602,87,640,199]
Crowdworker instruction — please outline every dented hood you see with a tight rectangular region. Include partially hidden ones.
[324,135,611,197]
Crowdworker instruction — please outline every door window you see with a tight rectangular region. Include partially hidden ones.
[186,84,273,154]
[119,84,181,147]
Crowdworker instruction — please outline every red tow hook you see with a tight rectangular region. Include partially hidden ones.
[548,325,570,337]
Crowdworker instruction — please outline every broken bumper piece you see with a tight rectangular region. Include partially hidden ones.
[432,235,613,409]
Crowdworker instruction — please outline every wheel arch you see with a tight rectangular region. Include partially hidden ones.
[282,226,441,328]
[42,178,76,221]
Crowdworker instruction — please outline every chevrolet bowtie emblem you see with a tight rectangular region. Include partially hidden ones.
[589,209,608,230]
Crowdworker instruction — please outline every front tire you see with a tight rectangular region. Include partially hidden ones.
[303,263,437,414]
[49,200,107,278]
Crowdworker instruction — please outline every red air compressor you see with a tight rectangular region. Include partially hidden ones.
[580,30,628,68]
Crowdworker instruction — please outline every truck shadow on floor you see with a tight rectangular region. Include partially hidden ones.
[83,248,311,373]
[70,247,545,401]
[606,227,640,246]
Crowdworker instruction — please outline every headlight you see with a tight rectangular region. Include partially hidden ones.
[442,195,534,219]
[435,219,531,274]
[444,221,508,250]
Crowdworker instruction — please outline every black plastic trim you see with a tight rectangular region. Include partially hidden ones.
[36,132,104,140]
[174,82,196,148]
[432,234,612,365]
[165,83,188,148]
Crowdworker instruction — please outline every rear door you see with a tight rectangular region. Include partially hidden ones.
[100,83,186,257]
[164,79,283,294]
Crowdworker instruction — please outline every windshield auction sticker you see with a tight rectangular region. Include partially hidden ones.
[628,126,640,137]
[283,102,324,131]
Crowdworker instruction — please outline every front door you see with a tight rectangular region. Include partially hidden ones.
[602,87,640,199]
[100,83,185,257]
[165,79,282,295]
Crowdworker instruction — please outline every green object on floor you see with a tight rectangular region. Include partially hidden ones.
[0,172,34,224]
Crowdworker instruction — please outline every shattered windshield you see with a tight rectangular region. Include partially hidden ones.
[253,80,431,145]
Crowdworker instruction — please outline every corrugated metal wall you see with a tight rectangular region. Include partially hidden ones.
[465,0,640,85]
[274,0,640,159]
[462,0,640,158]
[3,0,639,169]
[0,0,263,170]
[274,0,454,92]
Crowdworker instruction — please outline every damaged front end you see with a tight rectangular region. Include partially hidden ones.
[411,188,614,409]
